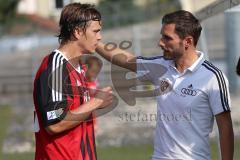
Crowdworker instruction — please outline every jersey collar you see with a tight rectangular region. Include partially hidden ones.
[187,51,205,72]
[54,49,83,73]
[168,51,205,73]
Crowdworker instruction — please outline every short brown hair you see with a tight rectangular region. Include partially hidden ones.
[162,10,202,46]
[57,3,101,44]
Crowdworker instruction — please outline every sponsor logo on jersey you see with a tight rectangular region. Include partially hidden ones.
[181,84,197,96]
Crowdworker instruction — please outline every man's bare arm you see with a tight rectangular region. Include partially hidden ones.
[96,42,137,72]
[216,111,234,160]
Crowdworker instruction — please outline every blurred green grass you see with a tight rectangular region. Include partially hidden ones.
[0,106,12,159]
[1,143,239,160]
[97,145,153,160]
[0,106,239,160]
[97,141,240,160]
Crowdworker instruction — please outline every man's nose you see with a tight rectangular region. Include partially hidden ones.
[97,33,102,41]
[158,38,165,48]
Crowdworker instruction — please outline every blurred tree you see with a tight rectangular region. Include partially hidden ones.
[97,0,141,28]
[0,0,20,35]
[97,0,180,29]
[156,0,181,13]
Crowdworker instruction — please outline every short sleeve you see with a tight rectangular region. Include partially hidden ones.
[136,56,167,82]
[36,53,73,127]
[208,73,231,115]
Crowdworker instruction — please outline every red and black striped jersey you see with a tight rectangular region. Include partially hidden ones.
[33,50,97,160]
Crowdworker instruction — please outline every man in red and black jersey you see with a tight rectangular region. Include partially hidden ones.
[33,3,113,160]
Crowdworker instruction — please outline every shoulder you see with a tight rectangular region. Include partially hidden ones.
[201,60,226,78]
[48,50,66,65]
[39,51,63,69]
[36,51,67,79]
[201,60,229,87]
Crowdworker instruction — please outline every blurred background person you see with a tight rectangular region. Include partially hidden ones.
[85,56,103,133]
[237,57,240,76]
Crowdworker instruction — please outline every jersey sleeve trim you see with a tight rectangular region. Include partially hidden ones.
[51,52,64,102]
[202,60,230,112]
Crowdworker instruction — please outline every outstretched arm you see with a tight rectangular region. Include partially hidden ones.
[96,42,137,72]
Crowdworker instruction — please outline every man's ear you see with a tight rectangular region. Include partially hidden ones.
[184,36,194,49]
[73,27,84,40]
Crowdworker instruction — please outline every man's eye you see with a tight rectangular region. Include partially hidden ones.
[162,36,171,41]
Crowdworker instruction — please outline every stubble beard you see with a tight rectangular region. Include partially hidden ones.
[163,50,174,60]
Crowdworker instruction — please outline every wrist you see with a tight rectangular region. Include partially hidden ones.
[91,97,102,110]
